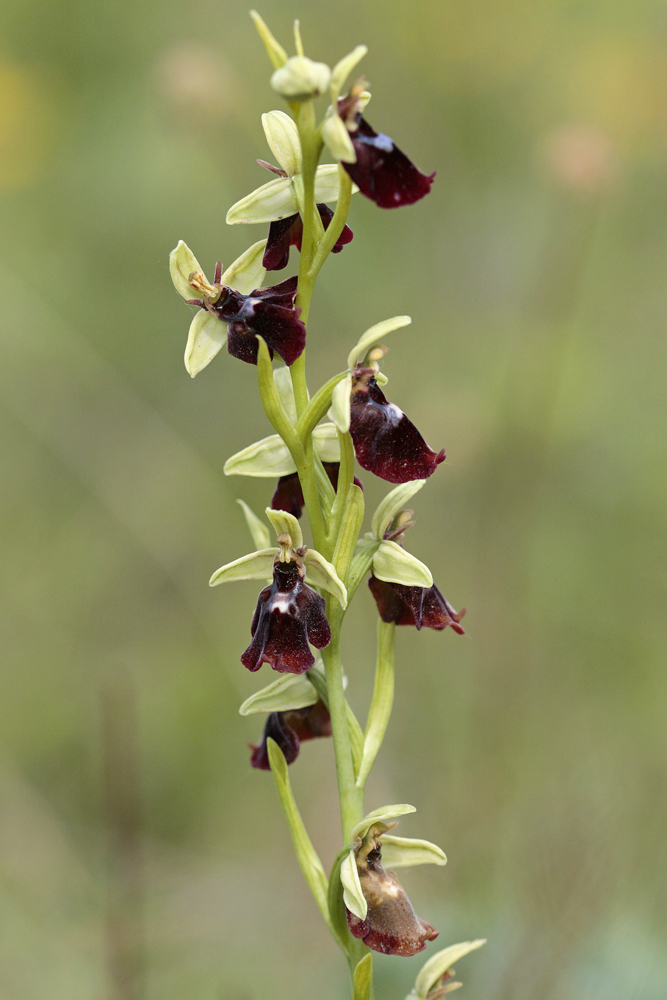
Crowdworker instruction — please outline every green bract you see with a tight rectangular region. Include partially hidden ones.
[372,539,433,588]
[249,10,288,70]
[410,940,487,1000]
[330,45,368,102]
[224,423,339,477]
[273,365,300,425]
[184,311,226,378]
[238,672,318,715]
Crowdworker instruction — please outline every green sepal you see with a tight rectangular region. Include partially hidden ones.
[249,10,288,70]
[303,549,348,609]
[224,424,340,478]
[332,483,365,583]
[350,804,416,844]
[219,239,267,295]
[346,315,412,370]
[238,673,317,716]
[340,848,367,920]
[266,738,331,927]
[265,506,303,549]
[261,110,301,177]
[353,954,373,1000]
[373,540,433,588]
[184,309,226,378]
[208,549,276,586]
[371,480,427,541]
[169,240,204,300]
[236,499,270,550]
[327,847,353,955]
[411,940,486,1000]
[355,620,395,789]
[226,176,299,225]
[328,372,352,433]
[379,834,447,868]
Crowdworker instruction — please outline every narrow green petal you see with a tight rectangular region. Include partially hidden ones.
[236,499,270,550]
[330,45,368,102]
[373,540,433,588]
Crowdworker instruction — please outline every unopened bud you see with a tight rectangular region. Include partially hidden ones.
[271,56,331,102]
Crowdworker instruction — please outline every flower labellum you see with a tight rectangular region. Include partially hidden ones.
[250,700,332,769]
[241,552,331,674]
[263,203,353,270]
[346,824,439,956]
[205,274,306,366]
[349,374,445,483]
[341,111,435,209]
[271,463,363,519]
[368,574,466,633]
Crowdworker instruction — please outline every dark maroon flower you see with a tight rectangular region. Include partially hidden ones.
[263,203,353,271]
[249,700,332,770]
[194,275,305,366]
[349,374,445,483]
[271,463,364,519]
[368,573,466,634]
[346,825,439,957]
[241,558,331,674]
[341,113,435,209]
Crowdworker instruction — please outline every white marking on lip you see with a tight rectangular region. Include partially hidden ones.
[271,596,295,614]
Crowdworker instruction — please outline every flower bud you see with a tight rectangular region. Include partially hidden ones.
[271,56,331,101]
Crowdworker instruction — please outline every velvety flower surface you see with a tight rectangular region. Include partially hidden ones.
[368,574,466,633]
[342,113,435,209]
[198,276,306,365]
[349,375,445,483]
[263,203,353,270]
[346,828,439,956]
[250,700,332,770]
[271,463,364,519]
[241,559,331,674]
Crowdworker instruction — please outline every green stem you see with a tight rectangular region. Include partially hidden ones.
[310,166,353,281]
[322,595,365,841]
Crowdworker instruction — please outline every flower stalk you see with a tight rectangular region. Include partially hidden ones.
[168,12,484,997]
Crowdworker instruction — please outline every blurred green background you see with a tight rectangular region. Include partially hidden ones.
[1,0,667,997]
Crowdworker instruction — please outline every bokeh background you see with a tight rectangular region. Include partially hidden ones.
[1,0,667,997]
